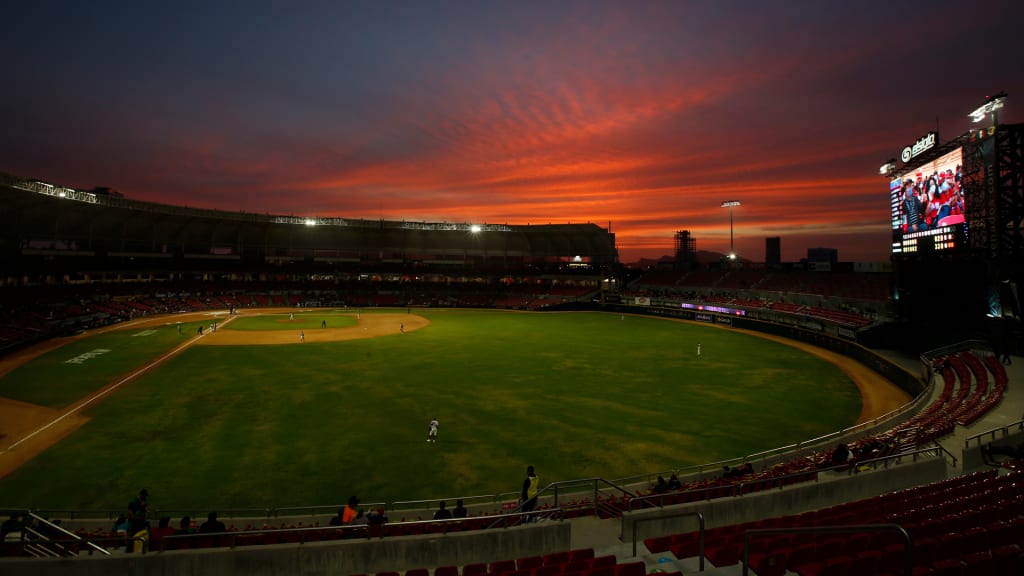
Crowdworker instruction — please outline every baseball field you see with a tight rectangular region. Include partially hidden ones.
[0,308,910,512]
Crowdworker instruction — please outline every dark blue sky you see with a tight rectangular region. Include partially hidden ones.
[3,0,1022,262]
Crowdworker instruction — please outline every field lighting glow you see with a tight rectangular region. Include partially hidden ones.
[304,219,316,226]
[470,225,481,233]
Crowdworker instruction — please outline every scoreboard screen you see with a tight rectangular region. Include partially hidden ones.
[890,147,964,256]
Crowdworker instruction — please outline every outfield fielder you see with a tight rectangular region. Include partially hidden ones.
[427,417,439,443]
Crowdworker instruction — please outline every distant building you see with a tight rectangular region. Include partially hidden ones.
[807,247,838,271]
[765,237,781,268]
[674,230,696,270]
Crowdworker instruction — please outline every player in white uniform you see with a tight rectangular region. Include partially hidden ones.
[427,418,439,443]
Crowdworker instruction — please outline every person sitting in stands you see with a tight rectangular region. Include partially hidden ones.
[723,463,754,478]
[651,475,668,493]
[433,500,453,520]
[829,443,852,469]
[328,508,345,526]
[366,508,388,526]
[198,511,226,533]
[452,499,468,518]
[113,514,132,535]
[667,474,682,490]
[342,496,363,524]
[172,516,194,535]
[149,517,174,547]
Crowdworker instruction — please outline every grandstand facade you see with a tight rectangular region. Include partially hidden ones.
[0,174,618,281]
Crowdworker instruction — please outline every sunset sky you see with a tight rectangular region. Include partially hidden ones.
[3,1,1022,263]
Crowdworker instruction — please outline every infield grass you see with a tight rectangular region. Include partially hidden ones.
[0,309,862,510]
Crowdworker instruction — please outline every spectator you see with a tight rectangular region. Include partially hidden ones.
[113,514,132,536]
[149,517,174,547]
[722,463,754,479]
[198,512,226,533]
[128,489,149,532]
[521,465,539,520]
[452,499,468,519]
[342,496,363,524]
[830,443,852,469]
[328,508,345,526]
[667,474,682,491]
[2,513,25,542]
[172,516,194,535]
[366,507,388,537]
[433,500,453,520]
[366,508,388,526]
[651,475,668,493]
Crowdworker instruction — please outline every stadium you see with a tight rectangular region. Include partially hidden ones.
[1,117,1023,575]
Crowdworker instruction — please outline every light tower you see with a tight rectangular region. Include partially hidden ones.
[720,200,741,259]
[968,92,1007,126]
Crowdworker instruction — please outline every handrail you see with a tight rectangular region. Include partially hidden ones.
[159,507,563,551]
[272,502,386,518]
[486,478,632,527]
[547,477,635,513]
[28,508,124,521]
[624,444,946,514]
[27,512,111,556]
[152,507,272,520]
[963,419,1024,448]
[741,524,912,576]
[630,511,705,572]
[834,444,955,473]
[391,493,503,511]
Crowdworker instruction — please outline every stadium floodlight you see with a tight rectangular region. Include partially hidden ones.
[470,224,481,233]
[969,92,1007,124]
[304,218,317,226]
[879,159,897,176]
[720,200,741,259]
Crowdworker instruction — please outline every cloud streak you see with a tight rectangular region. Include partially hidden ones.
[1,0,1022,263]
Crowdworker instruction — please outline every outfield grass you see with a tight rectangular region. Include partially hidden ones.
[0,310,862,510]
[0,319,210,408]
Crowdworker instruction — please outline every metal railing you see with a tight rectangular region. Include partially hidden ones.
[157,507,563,552]
[391,493,508,513]
[963,419,1024,449]
[2,513,113,558]
[630,511,705,571]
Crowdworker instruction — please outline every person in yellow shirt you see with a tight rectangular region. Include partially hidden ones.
[521,465,539,520]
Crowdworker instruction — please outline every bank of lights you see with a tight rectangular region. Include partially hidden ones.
[969,92,1007,123]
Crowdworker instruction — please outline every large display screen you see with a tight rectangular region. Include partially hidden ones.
[890,147,964,255]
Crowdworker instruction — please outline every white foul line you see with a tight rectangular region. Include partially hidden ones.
[5,315,236,452]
